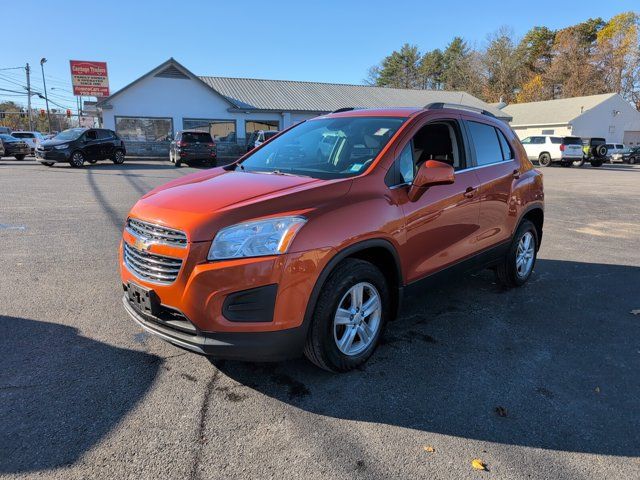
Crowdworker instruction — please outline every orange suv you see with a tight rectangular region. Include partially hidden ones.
[120,104,544,372]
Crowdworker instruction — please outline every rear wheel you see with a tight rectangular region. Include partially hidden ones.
[112,149,125,164]
[304,259,389,372]
[629,156,637,165]
[15,154,26,161]
[495,220,538,288]
[573,158,585,167]
[590,160,604,167]
[538,153,552,167]
[69,151,85,168]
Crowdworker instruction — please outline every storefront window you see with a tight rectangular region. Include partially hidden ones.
[245,120,279,145]
[115,117,173,142]
[183,119,237,143]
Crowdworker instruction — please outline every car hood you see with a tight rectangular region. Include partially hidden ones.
[129,167,352,242]
[40,138,77,147]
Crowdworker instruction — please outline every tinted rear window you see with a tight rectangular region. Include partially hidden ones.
[550,137,561,144]
[467,121,504,166]
[563,137,582,145]
[12,133,34,138]
[182,132,212,143]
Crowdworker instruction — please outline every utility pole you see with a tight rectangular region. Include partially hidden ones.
[25,63,34,131]
[40,58,52,133]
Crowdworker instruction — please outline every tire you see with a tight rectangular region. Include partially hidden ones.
[495,219,538,288]
[304,258,390,372]
[15,154,26,161]
[174,157,182,167]
[69,151,85,168]
[112,149,125,164]
[538,153,552,167]
[594,144,607,157]
[573,158,585,167]
[590,160,603,167]
[629,156,637,165]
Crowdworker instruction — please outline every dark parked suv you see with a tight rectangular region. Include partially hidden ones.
[169,130,217,167]
[0,134,31,160]
[35,127,126,167]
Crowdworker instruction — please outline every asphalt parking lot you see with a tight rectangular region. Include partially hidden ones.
[1,158,639,479]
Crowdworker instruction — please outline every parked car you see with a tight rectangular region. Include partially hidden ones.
[11,131,45,154]
[35,127,126,167]
[246,130,279,152]
[520,135,583,167]
[618,146,640,164]
[119,104,544,372]
[0,138,5,157]
[573,138,608,167]
[169,130,217,167]
[0,126,11,135]
[0,134,31,160]
[605,143,625,161]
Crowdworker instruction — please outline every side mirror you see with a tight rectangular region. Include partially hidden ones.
[407,160,455,202]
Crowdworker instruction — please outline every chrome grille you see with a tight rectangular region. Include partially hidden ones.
[126,218,187,248]
[123,242,183,284]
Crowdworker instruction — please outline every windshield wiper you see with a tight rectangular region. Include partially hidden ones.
[249,169,310,178]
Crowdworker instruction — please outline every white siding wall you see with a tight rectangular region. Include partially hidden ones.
[512,124,572,139]
[570,95,640,144]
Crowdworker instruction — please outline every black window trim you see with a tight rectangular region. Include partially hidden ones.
[462,119,517,170]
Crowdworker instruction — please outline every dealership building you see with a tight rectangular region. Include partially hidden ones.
[500,93,640,145]
[97,58,510,157]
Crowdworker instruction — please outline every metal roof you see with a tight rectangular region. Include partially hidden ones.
[501,93,617,126]
[199,76,510,119]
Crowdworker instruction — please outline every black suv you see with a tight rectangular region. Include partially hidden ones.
[169,130,217,167]
[36,127,126,167]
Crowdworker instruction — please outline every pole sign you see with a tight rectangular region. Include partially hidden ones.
[69,60,109,97]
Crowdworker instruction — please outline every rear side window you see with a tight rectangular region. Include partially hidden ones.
[550,137,562,144]
[182,132,213,143]
[96,129,112,139]
[532,137,546,144]
[496,130,514,160]
[467,121,504,166]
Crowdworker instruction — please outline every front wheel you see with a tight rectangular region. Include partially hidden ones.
[69,151,85,168]
[15,154,26,161]
[304,259,389,372]
[629,156,637,165]
[112,149,125,164]
[495,220,538,288]
[538,153,552,167]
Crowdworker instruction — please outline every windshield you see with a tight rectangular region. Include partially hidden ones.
[54,128,85,141]
[238,117,405,179]
[0,134,17,141]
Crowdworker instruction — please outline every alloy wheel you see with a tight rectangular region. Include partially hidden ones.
[516,231,535,278]
[333,282,382,356]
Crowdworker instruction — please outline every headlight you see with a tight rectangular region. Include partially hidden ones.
[208,215,307,260]
[53,144,69,150]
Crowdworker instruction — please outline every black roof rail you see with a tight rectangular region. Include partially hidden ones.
[331,107,357,113]
[424,102,496,118]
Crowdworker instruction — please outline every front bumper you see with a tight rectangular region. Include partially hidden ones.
[35,149,70,162]
[122,294,306,360]
[5,146,31,156]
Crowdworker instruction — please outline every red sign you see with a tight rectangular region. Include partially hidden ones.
[70,60,110,97]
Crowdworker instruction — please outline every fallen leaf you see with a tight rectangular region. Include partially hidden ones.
[495,406,508,417]
[472,459,487,471]
[595,386,600,393]
[423,446,435,453]
[631,309,640,316]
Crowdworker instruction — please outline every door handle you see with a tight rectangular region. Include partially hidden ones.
[464,187,477,198]
[512,169,520,179]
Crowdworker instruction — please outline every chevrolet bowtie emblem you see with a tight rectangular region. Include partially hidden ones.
[134,237,151,251]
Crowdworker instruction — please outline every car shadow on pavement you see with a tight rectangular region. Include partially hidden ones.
[215,259,640,457]
[0,316,161,474]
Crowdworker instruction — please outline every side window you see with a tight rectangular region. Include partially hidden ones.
[85,130,98,141]
[467,121,504,166]
[550,137,561,144]
[496,129,514,161]
[521,137,531,144]
[398,143,414,184]
[96,130,111,140]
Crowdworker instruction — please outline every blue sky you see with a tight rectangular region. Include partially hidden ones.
[2,0,637,111]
